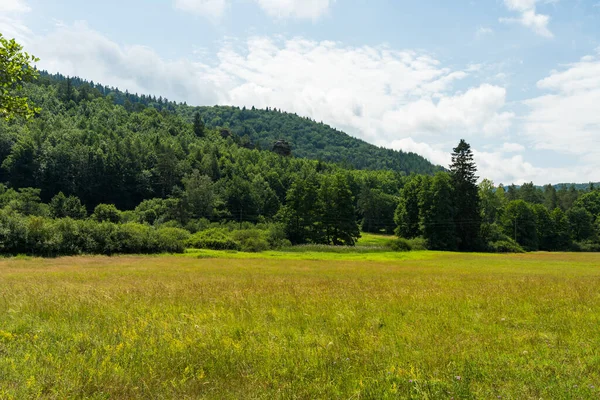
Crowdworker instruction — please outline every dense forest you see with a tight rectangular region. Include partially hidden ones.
[40,71,441,175]
[0,65,599,255]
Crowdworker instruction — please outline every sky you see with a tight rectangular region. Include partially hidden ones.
[1,0,599,185]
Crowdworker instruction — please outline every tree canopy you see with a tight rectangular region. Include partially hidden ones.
[0,34,39,120]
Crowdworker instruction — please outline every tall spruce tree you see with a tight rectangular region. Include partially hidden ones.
[193,111,205,137]
[450,139,481,251]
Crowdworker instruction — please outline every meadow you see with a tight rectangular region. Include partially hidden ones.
[1,249,599,399]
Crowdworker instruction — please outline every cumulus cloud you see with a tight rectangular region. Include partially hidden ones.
[217,37,513,145]
[0,0,33,44]
[254,0,334,19]
[520,50,600,181]
[172,0,334,19]
[30,22,227,106]
[0,0,30,13]
[500,0,553,38]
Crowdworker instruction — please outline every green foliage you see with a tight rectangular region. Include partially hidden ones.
[501,200,538,251]
[487,239,525,253]
[358,186,397,234]
[92,204,122,223]
[319,173,360,246]
[394,175,423,239]
[389,238,413,252]
[0,34,40,120]
[421,172,457,251]
[49,192,87,219]
[187,228,242,251]
[0,210,190,256]
[574,191,600,221]
[183,105,440,174]
[566,207,595,242]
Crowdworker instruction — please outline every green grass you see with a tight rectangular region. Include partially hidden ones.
[356,232,396,247]
[1,252,600,399]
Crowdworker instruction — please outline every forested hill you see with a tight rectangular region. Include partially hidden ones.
[177,105,440,174]
[37,71,440,175]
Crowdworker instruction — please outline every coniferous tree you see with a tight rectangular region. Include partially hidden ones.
[450,140,481,251]
[193,111,205,137]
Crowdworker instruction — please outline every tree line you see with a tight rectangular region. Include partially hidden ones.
[396,142,600,252]
[1,36,598,255]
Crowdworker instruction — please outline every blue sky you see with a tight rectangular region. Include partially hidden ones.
[1,0,599,184]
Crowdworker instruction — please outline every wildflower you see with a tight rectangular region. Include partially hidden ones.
[455,376,462,380]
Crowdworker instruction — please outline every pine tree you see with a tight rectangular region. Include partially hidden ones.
[450,139,481,251]
[193,111,205,137]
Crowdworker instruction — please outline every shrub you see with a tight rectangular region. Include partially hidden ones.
[389,238,412,252]
[265,224,291,249]
[408,237,429,251]
[155,227,190,253]
[232,229,270,252]
[488,239,525,253]
[92,204,122,224]
[186,228,240,251]
[571,241,600,253]
[115,223,154,254]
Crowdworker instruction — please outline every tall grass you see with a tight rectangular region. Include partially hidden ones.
[1,252,599,399]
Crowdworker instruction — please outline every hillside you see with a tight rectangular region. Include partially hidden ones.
[38,72,440,175]
[177,105,441,174]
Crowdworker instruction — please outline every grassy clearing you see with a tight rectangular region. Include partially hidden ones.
[356,233,396,247]
[1,252,600,399]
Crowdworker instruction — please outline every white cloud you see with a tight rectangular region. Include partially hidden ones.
[217,37,513,146]
[0,0,32,44]
[0,0,30,13]
[500,0,553,38]
[171,0,333,19]
[500,142,525,153]
[520,51,600,180]
[30,22,227,105]
[173,0,228,18]
[254,0,334,19]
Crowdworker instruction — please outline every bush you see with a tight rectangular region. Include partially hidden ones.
[186,228,240,251]
[488,239,525,253]
[155,227,190,253]
[389,238,412,252]
[265,224,291,249]
[407,237,428,251]
[571,241,600,253]
[114,223,154,254]
[92,204,122,224]
[232,229,270,252]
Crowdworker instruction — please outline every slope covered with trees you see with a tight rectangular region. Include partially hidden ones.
[39,71,441,175]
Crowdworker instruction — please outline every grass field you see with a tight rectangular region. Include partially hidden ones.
[1,251,600,399]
